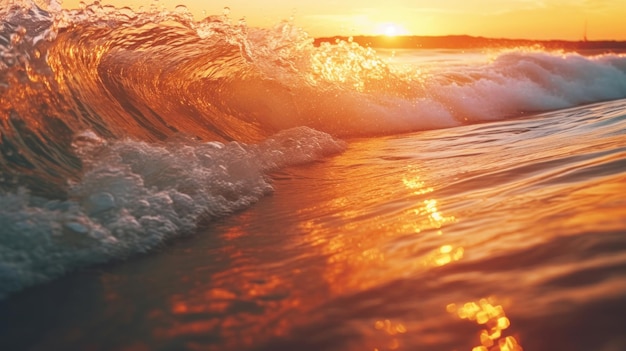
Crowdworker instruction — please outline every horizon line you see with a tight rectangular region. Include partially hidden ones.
[314,33,626,43]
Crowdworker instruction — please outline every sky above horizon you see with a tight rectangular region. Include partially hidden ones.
[61,0,626,40]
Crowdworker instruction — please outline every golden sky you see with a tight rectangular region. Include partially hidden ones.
[62,0,626,40]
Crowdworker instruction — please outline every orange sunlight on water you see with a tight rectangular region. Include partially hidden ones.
[296,148,462,296]
[139,135,474,349]
[71,105,626,350]
[447,298,523,351]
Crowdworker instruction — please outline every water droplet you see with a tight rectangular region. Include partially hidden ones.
[65,221,89,234]
[10,33,22,46]
[174,5,188,14]
[289,8,297,22]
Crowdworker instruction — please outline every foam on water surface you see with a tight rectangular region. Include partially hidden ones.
[0,127,346,298]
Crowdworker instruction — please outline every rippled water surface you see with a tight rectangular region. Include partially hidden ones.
[2,2,626,349]
[2,99,626,351]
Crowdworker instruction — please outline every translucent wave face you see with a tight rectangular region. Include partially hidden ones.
[4,1,626,144]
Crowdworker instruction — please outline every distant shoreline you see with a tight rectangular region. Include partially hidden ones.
[313,35,626,52]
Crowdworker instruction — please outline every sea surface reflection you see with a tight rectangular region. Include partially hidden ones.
[1,101,626,351]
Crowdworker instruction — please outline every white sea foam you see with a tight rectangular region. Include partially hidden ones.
[0,126,346,298]
[322,50,626,132]
[426,51,626,122]
[218,42,626,135]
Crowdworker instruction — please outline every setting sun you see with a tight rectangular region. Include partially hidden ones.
[376,22,409,36]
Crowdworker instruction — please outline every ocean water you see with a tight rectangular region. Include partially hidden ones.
[1,1,626,350]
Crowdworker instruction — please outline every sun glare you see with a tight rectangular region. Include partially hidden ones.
[376,22,408,37]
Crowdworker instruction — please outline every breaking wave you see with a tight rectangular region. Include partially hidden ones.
[1,0,626,297]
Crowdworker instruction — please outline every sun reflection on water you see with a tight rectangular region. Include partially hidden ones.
[402,176,433,195]
[295,160,465,295]
[447,298,523,351]
[403,172,461,268]
[428,244,465,267]
[401,169,456,233]
[373,319,407,351]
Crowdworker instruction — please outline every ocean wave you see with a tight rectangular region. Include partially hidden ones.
[2,0,626,298]
[2,1,626,146]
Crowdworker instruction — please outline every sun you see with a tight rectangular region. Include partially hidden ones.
[376,22,409,37]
